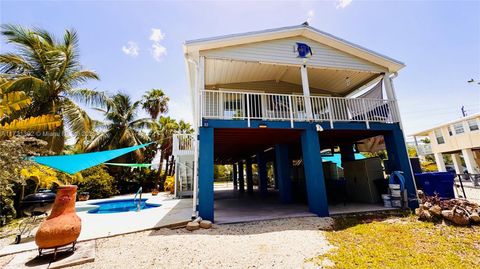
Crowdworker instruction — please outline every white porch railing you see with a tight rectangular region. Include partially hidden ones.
[172,134,195,156]
[201,90,400,127]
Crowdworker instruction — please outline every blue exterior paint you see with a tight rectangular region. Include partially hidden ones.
[198,127,214,221]
[246,158,254,194]
[273,160,279,190]
[301,129,329,216]
[233,163,238,190]
[384,127,419,209]
[238,161,245,192]
[203,119,401,132]
[257,151,268,196]
[275,144,292,203]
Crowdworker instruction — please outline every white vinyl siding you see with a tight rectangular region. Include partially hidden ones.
[200,36,386,73]
[434,129,445,144]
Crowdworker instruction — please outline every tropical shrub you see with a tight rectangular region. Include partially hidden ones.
[20,165,63,191]
[164,175,175,194]
[76,165,118,199]
[0,136,51,221]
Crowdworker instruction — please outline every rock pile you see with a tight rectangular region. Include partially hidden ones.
[415,190,480,226]
[186,218,213,231]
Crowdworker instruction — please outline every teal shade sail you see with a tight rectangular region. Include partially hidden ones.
[29,143,153,174]
[104,163,154,168]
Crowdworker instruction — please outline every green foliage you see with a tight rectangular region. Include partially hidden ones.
[85,93,151,162]
[214,165,232,182]
[164,176,174,194]
[75,165,118,199]
[0,136,51,220]
[142,89,169,120]
[0,24,103,152]
[362,150,387,160]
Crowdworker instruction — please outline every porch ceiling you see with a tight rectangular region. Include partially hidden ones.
[214,128,302,163]
[205,58,381,96]
[318,129,385,149]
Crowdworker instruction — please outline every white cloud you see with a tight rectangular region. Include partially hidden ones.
[149,28,167,61]
[152,43,167,61]
[121,41,139,57]
[149,28,165,42]
[336,0,352,9]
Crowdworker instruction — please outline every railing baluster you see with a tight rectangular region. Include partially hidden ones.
[246,93,250,127]
[362,99,370,129]
[288,95,294,128]
[327,98,334,128]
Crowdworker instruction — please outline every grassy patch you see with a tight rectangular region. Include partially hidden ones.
[313,214,480,269]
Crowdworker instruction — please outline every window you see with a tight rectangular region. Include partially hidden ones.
[447,126,453,136]
[453,122,465,134]
[468,119,479,131]
[434,129,445,144]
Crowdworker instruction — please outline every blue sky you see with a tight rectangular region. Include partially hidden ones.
[1,0,479,135]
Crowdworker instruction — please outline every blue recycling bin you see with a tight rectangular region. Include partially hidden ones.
[414,172,455,199]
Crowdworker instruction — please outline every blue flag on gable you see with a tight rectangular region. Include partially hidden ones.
[29,143,153,174]
[295,42,313,58]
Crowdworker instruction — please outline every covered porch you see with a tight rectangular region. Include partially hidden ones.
[197,122,417,222]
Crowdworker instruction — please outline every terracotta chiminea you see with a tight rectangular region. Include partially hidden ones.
[35,185,82,253]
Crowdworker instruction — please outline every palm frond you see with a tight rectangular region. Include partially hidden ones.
[65,88,108,108]
[62,99,94,141]
[0,114,62,132]
[0,90,31,118]
[85,131,112,152]
[0,53,33,73]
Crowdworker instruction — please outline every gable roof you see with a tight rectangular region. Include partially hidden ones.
[184,23,405,73]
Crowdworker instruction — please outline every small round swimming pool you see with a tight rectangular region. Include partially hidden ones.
[87,198,160,214]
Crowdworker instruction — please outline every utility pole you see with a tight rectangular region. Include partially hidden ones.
[462,106,467,117]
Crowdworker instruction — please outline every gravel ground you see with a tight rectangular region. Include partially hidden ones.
[70,217,334,269]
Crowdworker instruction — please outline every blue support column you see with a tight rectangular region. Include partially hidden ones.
[339,144,355,166]
[246,158,253,194]
[275,144,292,203]
[238,161,245,192]
[198,127,214,221]
[384,126,419,209]
[301,129,329,216]
[257,151,268,197]
[233,163,238,190]
[273,161,279,190]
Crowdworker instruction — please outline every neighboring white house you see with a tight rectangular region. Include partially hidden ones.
[411,113,480,174]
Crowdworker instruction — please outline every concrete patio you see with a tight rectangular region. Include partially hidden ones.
[0,193,192,257]
[214,188,397,224]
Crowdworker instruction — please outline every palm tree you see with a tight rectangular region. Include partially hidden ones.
[177,120,193,134]
[142,89,169,120]
[86,93,151,161]
[150,116,179,181]
[0,24,104,152]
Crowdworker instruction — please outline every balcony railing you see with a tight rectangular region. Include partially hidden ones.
[201,90,400,128]
[172,134,195,156]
